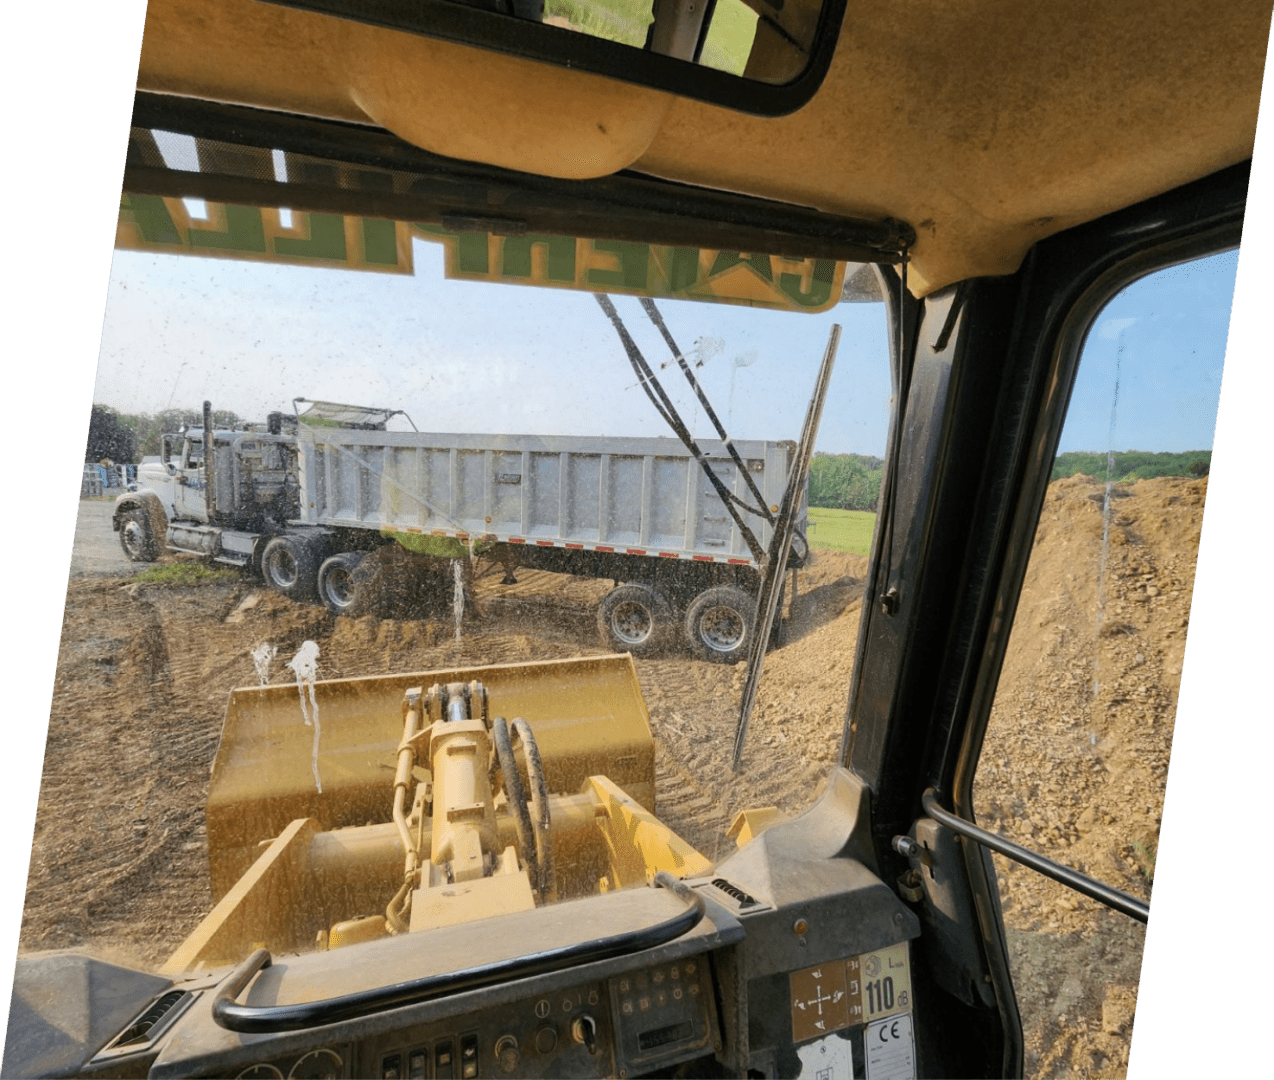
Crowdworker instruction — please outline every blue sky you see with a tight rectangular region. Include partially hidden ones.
[94,241,892,455]
[94,240,1236,460]
[1062,249,1237,453]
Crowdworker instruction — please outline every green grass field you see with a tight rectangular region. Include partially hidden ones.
[806,507,877,556]
[135,562,240,587]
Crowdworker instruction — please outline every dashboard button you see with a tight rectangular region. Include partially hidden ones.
[436,1041,454,1080]
[494,1035,519,1074]
[460,1034,478,1079]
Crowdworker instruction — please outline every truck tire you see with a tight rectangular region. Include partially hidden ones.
[684,584,756,664]
[261,535,322,602]
[597,584,671,658]
[118,509,158,562]
[316,551,365,616]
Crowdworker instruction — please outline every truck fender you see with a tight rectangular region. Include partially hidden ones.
[250,532,277,575]
[113,490,168,545]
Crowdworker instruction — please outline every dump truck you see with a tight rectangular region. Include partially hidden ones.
[113,399,803,662]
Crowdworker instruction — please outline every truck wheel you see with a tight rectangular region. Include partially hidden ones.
[261,535,321,602]
[118,509,158,562]
[316,551,365,616]
[597,584,671,658]
[685,585,756,664]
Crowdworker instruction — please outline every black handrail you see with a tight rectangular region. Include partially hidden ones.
[920,789,1150,923]
[212,872,706,1033]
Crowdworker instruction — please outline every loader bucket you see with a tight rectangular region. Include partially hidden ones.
[205,653,655,899]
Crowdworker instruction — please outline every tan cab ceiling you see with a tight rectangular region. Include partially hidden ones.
[136,0,1272,294]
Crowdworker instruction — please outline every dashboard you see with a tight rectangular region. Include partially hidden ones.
[10,772,924,1080]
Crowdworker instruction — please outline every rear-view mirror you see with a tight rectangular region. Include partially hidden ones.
[263,0,847,115]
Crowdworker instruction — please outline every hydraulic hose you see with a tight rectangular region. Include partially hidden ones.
[511,717,555,901]
[492,716,539,894]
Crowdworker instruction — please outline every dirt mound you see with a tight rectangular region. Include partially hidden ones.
[343,545,476,620]
[19,479,1198,1077]
[974,474,1203,1078]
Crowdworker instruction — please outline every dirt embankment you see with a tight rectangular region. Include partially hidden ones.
[20,474,1202,1078]
[970,475,1203,1077]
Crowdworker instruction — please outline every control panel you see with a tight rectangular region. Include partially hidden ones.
[359,979,614,1079]
[610,955,719,1076]
[216,955,721,1080]
[348,954,719,1080]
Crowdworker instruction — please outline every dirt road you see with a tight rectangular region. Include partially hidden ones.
[18,475,1201,1078]
[68,497,143,577]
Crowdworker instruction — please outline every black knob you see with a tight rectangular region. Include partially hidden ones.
[571,1015,597,1055]
[494,1035,520,1074]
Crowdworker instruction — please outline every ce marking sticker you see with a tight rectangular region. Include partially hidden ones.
[865,1013,915,1080]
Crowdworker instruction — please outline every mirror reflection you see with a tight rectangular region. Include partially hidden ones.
[455,0,816,83]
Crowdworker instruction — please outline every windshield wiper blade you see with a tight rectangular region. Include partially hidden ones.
[637,298,774,523]
[732,325,840,770]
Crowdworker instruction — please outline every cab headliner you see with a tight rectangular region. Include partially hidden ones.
[136,0,1272,294]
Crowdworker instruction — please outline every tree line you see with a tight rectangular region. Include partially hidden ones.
[809,453,885,511]
[85,405,1213,494]
[808,448,1212,512]
[85,405,243,464]
[1051,450,1211,483]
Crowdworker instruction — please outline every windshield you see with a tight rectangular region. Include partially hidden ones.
[10,181,1262,1080]
[20,217,892,970]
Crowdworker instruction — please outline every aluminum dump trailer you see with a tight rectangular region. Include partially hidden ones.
[294,428,801,661]
[296,428,796,568]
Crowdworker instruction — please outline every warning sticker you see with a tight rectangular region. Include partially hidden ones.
[790,942,913,1043]
[866,1014,916,1080]
[852,942,914,1022]
[796,1032,853,1080]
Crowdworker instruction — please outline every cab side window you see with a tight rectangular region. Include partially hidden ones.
[973,251,1234,1079]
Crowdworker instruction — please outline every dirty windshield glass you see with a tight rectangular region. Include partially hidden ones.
[25,217,892,971]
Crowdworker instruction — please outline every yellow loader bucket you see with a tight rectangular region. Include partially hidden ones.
[206,654,655,899]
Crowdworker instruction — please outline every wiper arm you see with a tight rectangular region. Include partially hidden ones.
[595,294,768,563]
[637,297,774,524]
